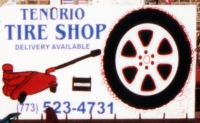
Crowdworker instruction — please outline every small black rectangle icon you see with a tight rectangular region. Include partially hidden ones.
[72,77,91,91]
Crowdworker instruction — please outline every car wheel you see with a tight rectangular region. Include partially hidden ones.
[103,8,192,109]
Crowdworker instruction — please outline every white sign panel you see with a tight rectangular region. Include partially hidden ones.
[0,5,196,119]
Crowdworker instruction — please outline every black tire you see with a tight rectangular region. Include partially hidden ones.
[103,8,192,109]
[18,91,27,104]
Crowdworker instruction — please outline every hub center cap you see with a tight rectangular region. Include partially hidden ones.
[143,55,150,64]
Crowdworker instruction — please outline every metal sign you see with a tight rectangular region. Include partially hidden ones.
[0,5,196,119]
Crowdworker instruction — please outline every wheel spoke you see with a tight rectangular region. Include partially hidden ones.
[156,54,178,65]
[148,27,168,52]
[129,69,146,93]
[119,26,145,53]
[150,70,167,91]
[116,56,139,68]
